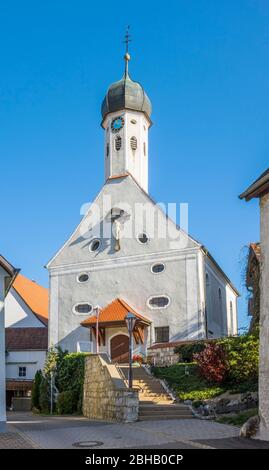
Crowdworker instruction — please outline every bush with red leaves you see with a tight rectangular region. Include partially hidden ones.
[194,343,228,384]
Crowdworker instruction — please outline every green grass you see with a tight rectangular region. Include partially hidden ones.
[152,363,225,401]
[216,408,258,427]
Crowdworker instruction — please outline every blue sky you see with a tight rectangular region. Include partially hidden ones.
[1,1,268,329]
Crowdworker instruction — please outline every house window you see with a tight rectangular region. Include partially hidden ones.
[115,135,122,151]
[148,296,170,309]
[155,327,169,343]
[151,263,165,274]
[137,233,149,244]
[18,366,26,378]
[130,136,137,150]
[77,273,89,283]
[73,303,93,315]
[89,239,100,252]
[106,143,109,157]
[143,142,146,156]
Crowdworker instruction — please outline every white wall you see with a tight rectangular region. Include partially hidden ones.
[5,287,45,328]
[0,266,7,425]
[6,350,46,381]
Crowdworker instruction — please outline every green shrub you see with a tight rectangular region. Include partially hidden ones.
[39,376,50,413]
[56,391,76,415]
[31,370,42,410]
[152,363,225,401]
[220,334,259,384]
[174,341,206,362]
[57,352,89,413]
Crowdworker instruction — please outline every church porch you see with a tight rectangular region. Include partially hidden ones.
[81,298,151,363]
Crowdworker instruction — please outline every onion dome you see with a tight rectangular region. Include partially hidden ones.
[101,53,152,123]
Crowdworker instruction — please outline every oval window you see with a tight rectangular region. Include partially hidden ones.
[77,273,89,283]
[89,239,100,252]
[151,263,165,274]
[148,296,170,309]
[73,303,93,314]
[137,233,149,244]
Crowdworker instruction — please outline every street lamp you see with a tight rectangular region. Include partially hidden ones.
[93,305,101,354]
[125,312,137,388]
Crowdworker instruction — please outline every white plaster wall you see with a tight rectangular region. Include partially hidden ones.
[50,250,203,352]
[0,266,7,424]
[6,350,46,380]
[258,193,269,440]
[5,287,45,328]
[205,258,237,338]
[104,110,149,192]
[47,176,196,269]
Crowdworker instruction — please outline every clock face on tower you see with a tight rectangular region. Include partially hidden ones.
[111,116,124,132]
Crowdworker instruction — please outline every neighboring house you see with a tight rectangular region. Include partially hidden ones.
[47,51,238,363]
[240,167,269,441]
[246,242,260,331]
[4,274,48,407]
[0,254,19,430]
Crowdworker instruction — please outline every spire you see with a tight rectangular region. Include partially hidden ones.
[123,25,131,76]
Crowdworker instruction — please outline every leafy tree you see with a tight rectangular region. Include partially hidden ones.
[31,370,42,409]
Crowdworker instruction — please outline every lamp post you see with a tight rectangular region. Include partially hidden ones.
[125,312,137,389]
[93,305,101,354]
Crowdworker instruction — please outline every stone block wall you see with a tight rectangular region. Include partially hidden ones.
[83,354,139,423]
[147,347,178,366]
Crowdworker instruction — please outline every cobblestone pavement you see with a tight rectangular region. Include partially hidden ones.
[5,412,269,449]
[0,432,36,449]
[6,412,240,449]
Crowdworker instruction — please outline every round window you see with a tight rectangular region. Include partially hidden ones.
[89,239,100,252]
[74,304,93,314]
[151,263,165,274]
[77,273,89,283]
[137,233,149,244]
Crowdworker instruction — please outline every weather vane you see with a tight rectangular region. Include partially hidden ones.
[123,25,132,54]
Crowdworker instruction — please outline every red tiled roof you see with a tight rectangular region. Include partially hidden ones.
[6,327,48,350]
[81,298,151,327]
[13,274,49,325]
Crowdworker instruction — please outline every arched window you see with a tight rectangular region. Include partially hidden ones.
[143,142,146,156]
[206,273,209,286]
[115,135,122,151]
[130,136,137,150]
[230,301,234,335]
[106,143,109,157]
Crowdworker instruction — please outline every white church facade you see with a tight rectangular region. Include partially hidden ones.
[47,51,238,362]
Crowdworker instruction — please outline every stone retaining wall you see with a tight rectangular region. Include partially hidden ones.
[83,354,139,423]
[147,346,178,366]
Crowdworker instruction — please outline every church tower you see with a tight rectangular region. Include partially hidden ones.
[101,51,152,193]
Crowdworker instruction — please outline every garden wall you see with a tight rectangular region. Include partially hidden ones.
[83,354,139,422]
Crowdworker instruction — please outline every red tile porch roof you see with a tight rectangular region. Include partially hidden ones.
[81,298,151,327]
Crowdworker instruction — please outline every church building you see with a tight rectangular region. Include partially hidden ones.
[46,50,238,362]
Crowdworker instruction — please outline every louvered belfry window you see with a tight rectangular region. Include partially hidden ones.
[130,136,137,150]
[115,136,122,151]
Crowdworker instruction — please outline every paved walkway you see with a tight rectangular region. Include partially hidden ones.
[1,412,268,449]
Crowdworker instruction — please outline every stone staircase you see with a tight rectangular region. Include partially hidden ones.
[119,365,193,421]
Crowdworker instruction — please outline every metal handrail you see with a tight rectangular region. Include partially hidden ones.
[114,363,144,392]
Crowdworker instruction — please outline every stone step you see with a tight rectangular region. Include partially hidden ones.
[138,414,194,421]
[139,408,192,416]
[139,404,188,411]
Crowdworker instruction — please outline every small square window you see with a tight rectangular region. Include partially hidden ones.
[155,327,169,343]
[18,366,26,377]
